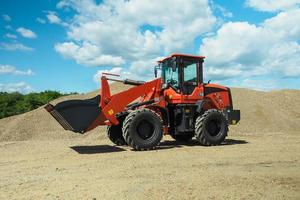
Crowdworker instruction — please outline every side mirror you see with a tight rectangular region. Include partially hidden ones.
[154,67,157,78]
[162,83,168,89]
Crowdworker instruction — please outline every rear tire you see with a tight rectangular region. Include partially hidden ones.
[122,108,163,151]
[107,113,127,146]
[195,109,228,146]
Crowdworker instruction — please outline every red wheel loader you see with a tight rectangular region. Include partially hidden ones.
[45,54,240,150]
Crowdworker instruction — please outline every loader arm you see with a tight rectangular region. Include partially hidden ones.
[86,76,162,131]
[45,75,162,134]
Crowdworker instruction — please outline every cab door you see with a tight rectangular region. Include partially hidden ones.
[181,59,202,96]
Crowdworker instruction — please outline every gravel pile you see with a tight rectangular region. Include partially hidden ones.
[0,84,299,142]
[230,88,300,134]
[0,83,132,142]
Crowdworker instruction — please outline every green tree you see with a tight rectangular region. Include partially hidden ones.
[0,91,76,119]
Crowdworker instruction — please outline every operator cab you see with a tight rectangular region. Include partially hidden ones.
[156,54,205,95]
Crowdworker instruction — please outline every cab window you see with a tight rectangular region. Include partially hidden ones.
[184,62,197,82]
[163,66,179,89]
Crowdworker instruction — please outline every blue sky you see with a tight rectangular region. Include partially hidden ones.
[0,0,299,93]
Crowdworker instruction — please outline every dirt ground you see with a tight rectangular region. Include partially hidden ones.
[1,85,300,199]
[1,131,299,200]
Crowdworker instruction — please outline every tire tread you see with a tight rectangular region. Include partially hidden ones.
[195,109,228,146]
[122,108,163,151]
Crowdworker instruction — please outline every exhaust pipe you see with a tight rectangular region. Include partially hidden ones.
[45,95,102,134]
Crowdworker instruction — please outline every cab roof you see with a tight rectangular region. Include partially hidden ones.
[158,53,205,63]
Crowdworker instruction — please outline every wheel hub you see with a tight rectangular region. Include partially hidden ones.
[207,119,221,136]
[137,119,154,139]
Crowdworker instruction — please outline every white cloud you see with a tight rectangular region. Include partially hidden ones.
[47,11,61,23]
[16,27,37,39]
[205,65,243,80]
[2,14,11,22]
[46,11,68,26]
[266,41,300,78]
[263,9,300,41]
[246,0,300,12]
[239,79,277,91]
[55,0,216,71]
[36,17,46,24]
[93,67,124,83]
[0,42,34,51]
[5,25,12,30]
[93,57,162,84]
[211,2,233,18]
[5,33,17,39]
[55,42,125,66]
[199,8,300,82]
[55,0,299,90]
[0,82,33,94]
[201,22,272,66]
[129,57,161,78]
[92,57,162,85]
[0,65,34,76]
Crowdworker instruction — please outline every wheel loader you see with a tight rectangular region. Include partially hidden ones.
[45,54,240,150]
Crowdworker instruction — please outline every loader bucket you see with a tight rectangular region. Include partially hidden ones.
[44,95,102,134]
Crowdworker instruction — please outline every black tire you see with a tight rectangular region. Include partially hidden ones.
[170,132,194,142]
[195,109,228,146]
[122,108,163,151]
[107,113,127,146]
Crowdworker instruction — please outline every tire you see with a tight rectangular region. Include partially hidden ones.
[195,109,228,146]
[107,113,127,146]
[170,132,194,142]
[122,108,163,151]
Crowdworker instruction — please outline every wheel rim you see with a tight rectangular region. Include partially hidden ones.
[207,119,221,137]
[136,119,154,139]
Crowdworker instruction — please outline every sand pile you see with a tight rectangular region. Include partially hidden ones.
[0,83,132,142]
[230,88,300,134]
[0,84,299,142]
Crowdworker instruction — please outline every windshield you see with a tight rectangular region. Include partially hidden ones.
[162,61,179,89]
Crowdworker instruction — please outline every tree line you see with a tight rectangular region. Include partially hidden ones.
[0,91,77,119]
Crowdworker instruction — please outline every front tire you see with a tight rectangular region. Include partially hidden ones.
[122,108,163,151]
[195,109,228,146]
[107,113,127,146]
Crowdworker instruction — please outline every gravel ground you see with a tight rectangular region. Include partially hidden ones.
[0,132,299,200]
[0,85,299,199]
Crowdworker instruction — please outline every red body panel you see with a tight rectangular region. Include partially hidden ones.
[87,77,162,130]
[204,84,231,109]
[102,77,162,124]
[158,53,205,63]
[163,83,231,109]
[163,86,204,104]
